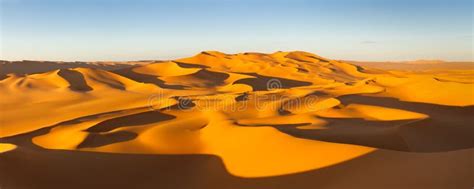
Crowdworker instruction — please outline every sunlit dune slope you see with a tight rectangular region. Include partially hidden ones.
[1,51,473,183]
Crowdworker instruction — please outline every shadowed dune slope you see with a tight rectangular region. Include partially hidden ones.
[1,51,473,188]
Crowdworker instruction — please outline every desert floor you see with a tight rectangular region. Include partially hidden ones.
[0,51,473,189]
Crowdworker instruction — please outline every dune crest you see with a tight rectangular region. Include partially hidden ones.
[1,51,473,180]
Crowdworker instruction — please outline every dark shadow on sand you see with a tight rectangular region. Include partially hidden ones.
[239,95,474,152]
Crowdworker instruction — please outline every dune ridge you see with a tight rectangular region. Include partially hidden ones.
[0,51,473,188]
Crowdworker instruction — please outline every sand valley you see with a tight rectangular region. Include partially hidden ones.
[0,51,473,189]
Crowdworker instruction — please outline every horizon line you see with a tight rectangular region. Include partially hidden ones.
[1,50,473,63]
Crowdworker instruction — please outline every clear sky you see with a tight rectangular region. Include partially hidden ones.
[1,0,472,61]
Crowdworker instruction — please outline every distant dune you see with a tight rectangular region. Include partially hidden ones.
[405,60,446,64]
[1,51,473,189]
[344,60,473,71]
[0,60,152,76]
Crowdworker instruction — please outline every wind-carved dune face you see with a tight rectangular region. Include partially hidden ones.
[0,51,473,180]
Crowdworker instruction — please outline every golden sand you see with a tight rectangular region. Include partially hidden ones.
[0,51,472,187]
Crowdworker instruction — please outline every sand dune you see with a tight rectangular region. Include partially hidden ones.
[0,51,473,188]
[346,60,474,71]
[0,60,148,76]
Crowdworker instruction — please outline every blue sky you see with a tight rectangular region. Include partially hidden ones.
[1,0,472,61]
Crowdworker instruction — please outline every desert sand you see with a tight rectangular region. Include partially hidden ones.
[0,51,473,188]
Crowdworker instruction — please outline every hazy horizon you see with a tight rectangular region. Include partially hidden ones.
[1,2,473,187]
[1,50,474,63]
[1,0,473,61]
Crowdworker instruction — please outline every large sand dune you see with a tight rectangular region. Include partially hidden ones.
[0,51,473,188]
